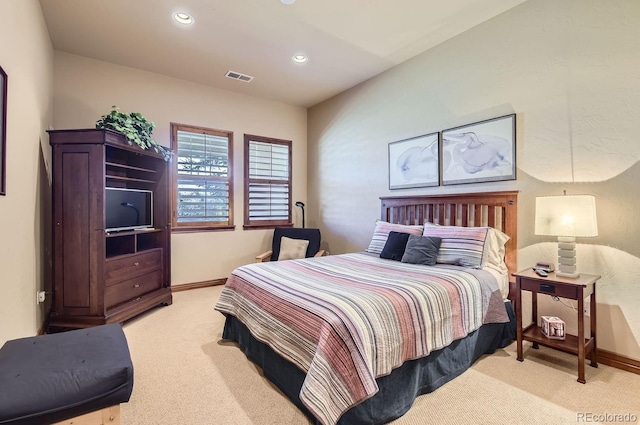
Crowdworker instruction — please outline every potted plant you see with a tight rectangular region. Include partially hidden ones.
[96,106,171,160]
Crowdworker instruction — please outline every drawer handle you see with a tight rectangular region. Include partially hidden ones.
[134,262,140,266]
[134,284,140,288]
[540,283,556,293]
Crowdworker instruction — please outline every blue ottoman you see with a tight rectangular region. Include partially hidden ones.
[0,324,134,425]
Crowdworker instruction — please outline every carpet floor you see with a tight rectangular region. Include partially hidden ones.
[121,286,640,425]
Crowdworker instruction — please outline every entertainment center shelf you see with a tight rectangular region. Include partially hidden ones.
[106,145,160,185]
[105,161,158,173]
[48,128,172,330]
[106,228,164,257]
[107,175,157,184]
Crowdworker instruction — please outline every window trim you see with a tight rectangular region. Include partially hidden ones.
[243,134,293,230]
[170,123,234,232]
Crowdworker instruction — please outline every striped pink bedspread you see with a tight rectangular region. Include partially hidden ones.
[215,253,509,425]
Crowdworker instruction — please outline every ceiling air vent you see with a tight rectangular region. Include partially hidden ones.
[225,70,254,83]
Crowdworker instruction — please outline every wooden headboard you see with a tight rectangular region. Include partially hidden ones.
[380,191,519,282]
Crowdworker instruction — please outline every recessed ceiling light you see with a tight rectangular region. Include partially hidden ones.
[292,54,308,64]
[174,12,193,25]
[281,0,296,4]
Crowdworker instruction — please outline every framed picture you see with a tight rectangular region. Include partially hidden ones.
[388,132,439,189]
[441,114,516,186]
[0,65,6,195]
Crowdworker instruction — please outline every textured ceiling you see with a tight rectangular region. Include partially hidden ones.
[40,0,526,108]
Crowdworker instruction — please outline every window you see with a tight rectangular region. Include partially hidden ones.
[170,123,233,231]
[244,134,292,229]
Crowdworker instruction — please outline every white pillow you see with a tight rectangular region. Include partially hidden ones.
[278,236,309,261]
[485,228,510,274]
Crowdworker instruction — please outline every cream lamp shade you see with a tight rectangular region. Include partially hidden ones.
[535,195,598,237]
[534,194,598,278]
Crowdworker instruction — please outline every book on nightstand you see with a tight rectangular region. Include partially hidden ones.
[541,316,565,340]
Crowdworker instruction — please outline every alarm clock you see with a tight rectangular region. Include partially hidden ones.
[534,262,555,273]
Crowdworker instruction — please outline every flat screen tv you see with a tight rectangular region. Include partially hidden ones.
[105,187,153,232]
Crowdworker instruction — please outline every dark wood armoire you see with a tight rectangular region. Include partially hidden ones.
[48,128,172,329]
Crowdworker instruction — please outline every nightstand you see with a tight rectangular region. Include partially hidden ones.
[513,269,600,383]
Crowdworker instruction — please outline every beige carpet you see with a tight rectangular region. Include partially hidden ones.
[121,287,640,425]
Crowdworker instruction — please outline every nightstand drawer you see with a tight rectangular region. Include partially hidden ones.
[520,279,578,299]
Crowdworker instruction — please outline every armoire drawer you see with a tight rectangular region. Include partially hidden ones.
[105,248,162,286]
[105,270,163,308]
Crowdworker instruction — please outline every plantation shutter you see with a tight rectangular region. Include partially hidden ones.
[171,125,234,230]
[244,135,292,227]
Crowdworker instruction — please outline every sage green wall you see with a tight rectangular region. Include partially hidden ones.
[308,0,640,360]
[0,0,54,345]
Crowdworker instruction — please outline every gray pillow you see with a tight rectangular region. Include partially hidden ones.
[401,235,442,266]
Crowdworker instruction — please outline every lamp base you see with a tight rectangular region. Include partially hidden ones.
[555,270,580,279]
[556,236,580,279]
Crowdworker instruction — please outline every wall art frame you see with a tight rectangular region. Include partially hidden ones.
[0,65,6,196]
[388,132,439,190]
[440,114,516,186]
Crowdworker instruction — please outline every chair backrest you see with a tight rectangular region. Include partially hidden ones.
[271,227,321,261]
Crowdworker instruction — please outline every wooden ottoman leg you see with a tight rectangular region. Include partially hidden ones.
[53,405,121,425]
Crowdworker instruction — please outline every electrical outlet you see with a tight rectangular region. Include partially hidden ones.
[584,300,590,317]
[37,290,46,304]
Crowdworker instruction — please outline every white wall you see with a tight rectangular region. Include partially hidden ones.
[308,0,640,360]
[53,52,307,286]
[0,0,54,345]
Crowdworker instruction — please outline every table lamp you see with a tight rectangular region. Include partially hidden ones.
[534,193,598,278]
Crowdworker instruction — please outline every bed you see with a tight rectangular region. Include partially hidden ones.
[215,191,518,425]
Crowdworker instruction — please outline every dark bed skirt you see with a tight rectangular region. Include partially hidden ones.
[222,301,516,425]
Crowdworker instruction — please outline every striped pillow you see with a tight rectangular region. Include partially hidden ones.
[366,221,424,255]
[422,225,489,268]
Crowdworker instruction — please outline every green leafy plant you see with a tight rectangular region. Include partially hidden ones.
[96,106,171,160]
